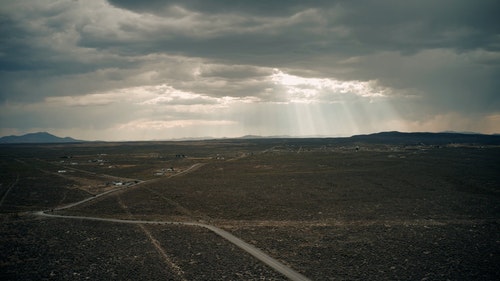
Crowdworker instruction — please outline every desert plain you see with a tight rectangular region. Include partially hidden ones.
[1,137,499,280]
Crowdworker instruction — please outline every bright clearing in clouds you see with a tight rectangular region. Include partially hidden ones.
[1,0,499,140]
[38,67,396,140]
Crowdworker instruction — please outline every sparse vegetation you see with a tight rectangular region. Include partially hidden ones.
[1,139,499,280]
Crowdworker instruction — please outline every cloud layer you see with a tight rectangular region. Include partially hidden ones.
[1,0,499,140]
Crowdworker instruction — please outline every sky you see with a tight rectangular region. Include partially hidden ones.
[1,0,499,141]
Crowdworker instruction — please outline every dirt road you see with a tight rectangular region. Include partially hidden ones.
[34,161,311,281]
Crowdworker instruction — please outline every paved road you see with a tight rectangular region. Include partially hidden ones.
[50,163,205,211]
[36,211,311,281]
[168,163,206,178]
[34,160,312,281]
[51,183,137,211]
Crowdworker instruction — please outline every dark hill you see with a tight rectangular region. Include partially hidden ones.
[350,131,500,145]
[0,132,84,144]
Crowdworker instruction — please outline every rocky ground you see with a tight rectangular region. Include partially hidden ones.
[1,141,499,280]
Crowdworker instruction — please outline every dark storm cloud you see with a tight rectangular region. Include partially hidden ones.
[0,3,88,73]
[99,0,500,116]
[105,0,500,56]
[198,64,271,80]
[336,1,499,52]
[1,0,499,138]
[4,0,498,79]
[107,0,323,17]
[0,1,131,103]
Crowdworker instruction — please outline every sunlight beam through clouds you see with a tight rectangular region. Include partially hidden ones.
[1,63,407,140]
[268,69,401,136]
[36,65,403,139]
[1,0,499,140]
[271,69,388,103]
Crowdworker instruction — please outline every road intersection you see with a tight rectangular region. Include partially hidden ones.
[35,162,311,281]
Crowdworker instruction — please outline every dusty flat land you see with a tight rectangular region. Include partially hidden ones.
[1,139,499,280]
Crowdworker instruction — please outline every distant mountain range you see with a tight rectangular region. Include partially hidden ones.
[0,132,84,143]
[1,131,499,144]
[349,131,500,145]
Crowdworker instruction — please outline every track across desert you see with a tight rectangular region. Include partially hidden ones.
[1,137,499,280]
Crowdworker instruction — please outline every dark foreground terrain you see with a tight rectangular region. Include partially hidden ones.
[1,136,499,280]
